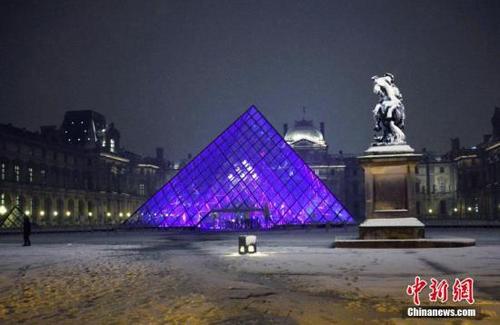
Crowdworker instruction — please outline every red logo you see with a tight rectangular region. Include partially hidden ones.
[406,277,474,305]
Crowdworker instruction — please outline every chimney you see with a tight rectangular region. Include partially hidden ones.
[320,122,325,137]
[451,138,460,152]
[283,123,288,135]
[156,147,164,160]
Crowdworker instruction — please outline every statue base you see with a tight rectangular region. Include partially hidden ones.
[333,145,475,248]
[356,147,424,239]
[358,217,424,239]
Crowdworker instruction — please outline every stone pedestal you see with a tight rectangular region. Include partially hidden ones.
[334,144,476,248]
[358,145,424,239]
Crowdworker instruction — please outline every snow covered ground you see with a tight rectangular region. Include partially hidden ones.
[0,227,499,324]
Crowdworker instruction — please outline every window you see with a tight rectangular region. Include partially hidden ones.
[110,139,115,153]
[1,163,5,180]
[102,139,106,147]
[28,167,33,183]
[139,184,145,195]
[415,166,419,174]
[40,169,46,183]
[14,165,20,182]
[440,166,445,173]
[439,179,446,193]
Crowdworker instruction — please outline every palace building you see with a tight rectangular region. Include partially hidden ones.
[0,110,169,228]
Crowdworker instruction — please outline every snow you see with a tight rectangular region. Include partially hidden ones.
[364,144,415,154]
[359,217,425,227]
[0,227,499,324]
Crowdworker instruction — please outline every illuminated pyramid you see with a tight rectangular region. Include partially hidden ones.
[126,106,353,230]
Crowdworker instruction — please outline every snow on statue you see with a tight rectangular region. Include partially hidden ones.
[372,73,406,145]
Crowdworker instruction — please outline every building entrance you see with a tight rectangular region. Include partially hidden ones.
[197,208,268,230]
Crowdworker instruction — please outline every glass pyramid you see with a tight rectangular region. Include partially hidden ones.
[126,106,353,230]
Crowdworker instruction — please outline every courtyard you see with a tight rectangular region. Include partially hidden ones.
[0,227,499,324]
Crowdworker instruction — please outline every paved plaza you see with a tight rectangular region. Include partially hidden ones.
[0,227,499,324]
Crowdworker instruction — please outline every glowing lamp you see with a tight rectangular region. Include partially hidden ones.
[238,235,257,255]
[0,205,7,215]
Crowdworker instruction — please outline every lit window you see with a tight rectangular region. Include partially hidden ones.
[139,184,145,195]
[102,139,106,147]
[110,139,115,152]
[28,167,33,183]
[1,163,5,180]
[14,165,20,182]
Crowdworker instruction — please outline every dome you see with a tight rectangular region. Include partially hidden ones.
[284,120,327,147]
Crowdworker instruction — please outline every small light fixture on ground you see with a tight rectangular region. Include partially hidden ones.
[106,212,111,217]
[126,212,131,217]
[453,207,458,212]
[53,211,58,217]
[238,235,257,255]
[24,210,30,216]
[40,210,45,216]
[428,209,433,214]
[0,205,7,215]
[88,212,93,217]
[119,212,123,217]
[66,211,71,216]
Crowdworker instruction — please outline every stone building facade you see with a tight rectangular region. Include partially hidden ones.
[415,151,458,218]
[0,110,169,227]
[447,107,500,219]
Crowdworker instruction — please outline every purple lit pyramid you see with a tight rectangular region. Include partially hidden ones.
[126,106,353,230]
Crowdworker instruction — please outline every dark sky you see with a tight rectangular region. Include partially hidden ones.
[1,0,499,160]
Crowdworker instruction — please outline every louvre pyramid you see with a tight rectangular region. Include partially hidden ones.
[126,106,353,230]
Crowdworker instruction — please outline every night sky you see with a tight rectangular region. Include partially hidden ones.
[1,0,499,160]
